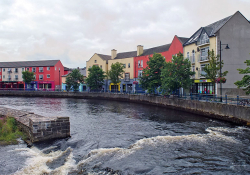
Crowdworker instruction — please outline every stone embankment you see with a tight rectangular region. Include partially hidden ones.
[0,107,70,143]
[0,91,250,125]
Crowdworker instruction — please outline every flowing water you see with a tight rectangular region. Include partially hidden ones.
[0,97,250,175]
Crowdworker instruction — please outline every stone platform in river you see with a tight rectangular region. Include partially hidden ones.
[0,107,70,143]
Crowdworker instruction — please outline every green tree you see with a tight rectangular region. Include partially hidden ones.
[85,65,106,91]
[160,52,195,95]
[66,69,84,92]
[234,60,250,94]
[107,62,125,92]
[202,50,228,94]
[22,71,35,84]
[139,53,166,94]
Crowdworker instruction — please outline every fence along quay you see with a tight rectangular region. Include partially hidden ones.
[0,90,250,126]
[0,106,70,144]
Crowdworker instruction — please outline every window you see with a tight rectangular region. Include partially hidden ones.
[192,51,195,63]
[94,60,97,63]
[198,33,209,45]
[39,67,43,72]
[200,47,209,61]
[187,52,190,60]
[8,68,12,72]
[200,64,208,77]
[33,75,36,79]
[0,68,1,72]
[22,68,24,72]
[100,65,102,69]
[192,66,195,78]
[3,68,5,72]
[27,68,29,71]
[138,60,140,68]
[141,60,143,68]
[39,75,43,80]
[15,68,18,73]
[15,75,18,80]
[48,84,52,89]
[32,67,36,72]
[47,74,50,78]
[3,75,5,79]
[8,75,11,80]
[128,63,130,68]
[124,73,130,81]
[47,67,50,70]
[123,64,126,68]
[138,70,143,77]
[0,75,1,79]
[55,67,56,70]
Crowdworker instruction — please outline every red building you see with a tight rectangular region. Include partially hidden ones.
[134,35,188,79]
[0,60,65,90]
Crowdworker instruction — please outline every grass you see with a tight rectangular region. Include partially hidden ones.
[0,116,27,145]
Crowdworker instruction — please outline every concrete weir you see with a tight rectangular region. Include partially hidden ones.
[0,107,70,143]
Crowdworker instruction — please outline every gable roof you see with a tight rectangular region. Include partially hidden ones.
[177,36,189,44]
[0,60,60,68]
[184,15,232,46]
[140,44,171,56]
[96,53,111,63]
[114,51,137,59]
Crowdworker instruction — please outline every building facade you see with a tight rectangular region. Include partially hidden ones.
[183,11,250,95]
[0,60,65,90]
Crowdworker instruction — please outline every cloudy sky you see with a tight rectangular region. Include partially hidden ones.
[0,0,249,68]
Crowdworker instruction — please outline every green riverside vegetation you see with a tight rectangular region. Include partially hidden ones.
[0,117,26,145]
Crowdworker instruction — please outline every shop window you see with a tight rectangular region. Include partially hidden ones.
[48,84,52,89]
[39,84,43,88]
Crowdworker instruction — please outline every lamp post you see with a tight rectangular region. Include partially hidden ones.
[219,41,230,100]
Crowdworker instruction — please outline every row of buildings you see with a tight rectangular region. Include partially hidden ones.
[86,11,250,95]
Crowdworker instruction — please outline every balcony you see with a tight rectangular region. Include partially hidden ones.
[200,55,208,62]
[198,70,207,78]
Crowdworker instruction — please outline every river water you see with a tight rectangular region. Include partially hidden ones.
[0,97,250,175]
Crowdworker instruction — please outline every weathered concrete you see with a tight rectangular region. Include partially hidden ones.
[0,91,250,125]
[0,107,70,143]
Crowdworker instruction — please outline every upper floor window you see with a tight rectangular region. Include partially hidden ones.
[39,75,43,80]
[200,47,209,61]
[32,67,36,72]
[100,65,102,69]
[0,68,1,72]
[8,68,12,72]
[123,64,126,68]
[138,70,143,77]
[138,60,140,68]
[187,52,190,59]
[128,63,130,68]
[39,67,44,72]
[47,74,50,78]
[26,68,29,71]
[3,75,5,79]
[0,75,1,79]
[33,75,36,79]
[15,68,18,73]
[94,60,97,63]
[15,75,18,80]
[198,32,209,45]
[3,68,5,72]
[140,60,143,68]
[22,68,25,72]
[124,73,130,81]
[47,67,50,70]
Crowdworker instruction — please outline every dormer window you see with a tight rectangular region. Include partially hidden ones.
[198,32,209,45]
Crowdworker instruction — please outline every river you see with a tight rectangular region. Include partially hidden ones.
[0,97,250,175]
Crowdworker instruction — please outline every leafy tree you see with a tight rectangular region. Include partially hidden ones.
[234,60,250,94]
[107,62,125,92]
[85,65,106,91]
[160,52,195,95]
[66,69,84,92]
[139,53,166,94]
[22,71,35,84]
[202,50,228,94]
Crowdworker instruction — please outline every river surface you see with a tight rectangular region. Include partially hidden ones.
[0,97,250,175]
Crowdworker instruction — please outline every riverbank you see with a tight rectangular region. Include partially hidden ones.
[0,116,26,145]
[0,91,249,126]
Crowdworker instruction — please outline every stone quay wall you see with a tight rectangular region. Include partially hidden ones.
[0,91,250,125]
[0,106,70,143]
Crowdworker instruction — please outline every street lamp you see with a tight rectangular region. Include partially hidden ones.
[219,41,230,99]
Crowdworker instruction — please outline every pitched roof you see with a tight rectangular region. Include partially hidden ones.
[184,15,232,46]
[177,36,189,44]
[140,44,171,56]
[96,53,111,63]
[114,51,137,59]
[0,60,60,68]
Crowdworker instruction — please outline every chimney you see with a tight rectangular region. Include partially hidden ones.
[111,49,117,59]
[137,45,143,56]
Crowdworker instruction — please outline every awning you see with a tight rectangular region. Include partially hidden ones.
[133,81,138,84]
